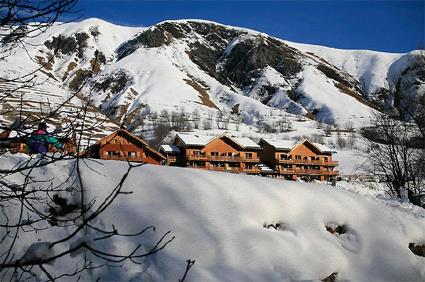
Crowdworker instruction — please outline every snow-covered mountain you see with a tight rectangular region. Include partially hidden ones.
[1,18,423,135]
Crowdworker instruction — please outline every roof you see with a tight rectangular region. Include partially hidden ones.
[259,139,297,150]
[260,138,337,154]
[175,133,215,146]
[175,133,260,149]
[85,129,165,160]
[231,137,261,149]
[159,145,181,154]
[313,143,337,153]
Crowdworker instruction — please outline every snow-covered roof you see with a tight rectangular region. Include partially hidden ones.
[313,143,337,154]
[231,137,261,149]
[175,133,215,146]
[260,139,297,150]
[159,145,180,154]
[176,133,259,149]
[261,138,336,154]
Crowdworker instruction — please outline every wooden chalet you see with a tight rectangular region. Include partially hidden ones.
[159,145,181,166]
[81,129,165,165]
[172,133,261,174]
[258,139,338,181]
[0,129,76,155]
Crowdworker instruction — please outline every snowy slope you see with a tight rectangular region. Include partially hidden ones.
[102,19,381,128]
[286,41,403,95]
[1,155,424,281]
[0,18,142,144]
[0,18,144,74]
[2,18,422,136]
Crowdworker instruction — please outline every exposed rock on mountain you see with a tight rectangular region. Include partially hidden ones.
[1,18,423,135]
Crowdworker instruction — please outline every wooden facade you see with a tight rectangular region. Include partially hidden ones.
[259,139,338,181]
[81,129,165,165]
[0,129,76,155]
[159,145,181,166]
[173,134,261,174]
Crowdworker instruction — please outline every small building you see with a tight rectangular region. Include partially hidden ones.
[259,138,338,181]
[172,133,261,174]
[81,129,165,165]
[0,129,76,155]
[159,145,181,166]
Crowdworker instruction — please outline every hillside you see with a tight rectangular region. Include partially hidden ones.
[1,18,423,140]
[1,155,424,281]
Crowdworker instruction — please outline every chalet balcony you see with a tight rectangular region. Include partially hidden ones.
[276,159,338,166]
[166,156,177,163]
[242,157,260,163]
[277,168,339,176]
[210,166,236,172]
[103,155,140,162]
[242,168,261,174]
[187,155,209,161]
[187,154,260,163]
[188,163,261,174]
[207,166,261,174]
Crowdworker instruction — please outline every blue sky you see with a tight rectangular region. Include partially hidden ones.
[73,0,424,53]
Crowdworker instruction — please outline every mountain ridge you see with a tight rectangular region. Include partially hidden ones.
[1,18,423,138]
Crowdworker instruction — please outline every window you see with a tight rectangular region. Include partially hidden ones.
[211,152,219,156]
[323,157,328,162]
[245,152,252,159]
[295,155,301,160]
[189,161,205,167]
[280,154,287,160]
[195,161,205,167]
[128,151,136,158]
[104,151,120,157]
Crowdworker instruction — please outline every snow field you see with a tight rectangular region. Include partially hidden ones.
[2,154,423,281]
[74,160,425,281]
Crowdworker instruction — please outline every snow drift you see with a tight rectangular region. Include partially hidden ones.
[1,155,424,281]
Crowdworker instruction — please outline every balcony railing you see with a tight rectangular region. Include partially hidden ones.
[187,155,208,161]
[187,165,261,174]
[277,168,339,176]
[103,155,139,161]
[187,155,260,163]
[167,156,177,162]
[276,159,338,166]
[243,168,261,174]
